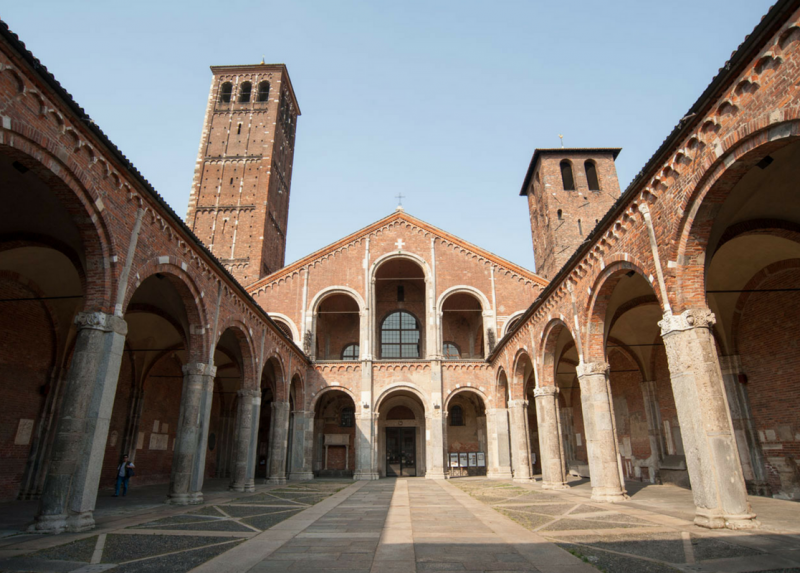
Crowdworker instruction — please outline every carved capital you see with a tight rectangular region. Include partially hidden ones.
[182,362,216,377]
[508,399,529,408]
[576,361,610,378]
[533,385,558,398]
[74,311,127,335]
[238,388,260,399]
[658,308,716,336]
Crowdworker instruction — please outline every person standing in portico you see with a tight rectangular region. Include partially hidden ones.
[113,454,135,497]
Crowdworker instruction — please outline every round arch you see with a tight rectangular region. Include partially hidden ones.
[374,383,430,415]
[370,250,432,282]
[539,318,577,388]
[309,285,366,313]
[503,311,526,337]
[215,321,257,390]
[435,285,491,313]
[309,385,358,415]
[444,386,490,411]
[268,313,300,344]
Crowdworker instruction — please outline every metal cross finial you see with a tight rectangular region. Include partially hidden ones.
[559,134,564,148]
[396,193,405,207]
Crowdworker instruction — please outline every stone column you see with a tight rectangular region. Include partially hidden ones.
[534,386,568,489]
[288,410,314,480]
[267,401,290,484]
[640,380,665,462]
[167,362,216,505]
[246,391,262,488]
[576,361,627,502]
[719,355,770,497]
[486,408,513,478]
[508,399,532,481]
[659,309,757,529]
[425,410,447,479]
[230,389,259,492]
[33,312,127,533]
[354,412,379,479]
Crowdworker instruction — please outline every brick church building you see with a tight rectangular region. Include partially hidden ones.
[1,0,799,535]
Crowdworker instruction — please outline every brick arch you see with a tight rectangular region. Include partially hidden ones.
[584,257,662,362]
[0,140,114,312]
[444,386,489,412]
[436,285,491,313]
[374,384,429,415]
[606,336,647,380]
[0,234,87,297]
[309,286,365,313]
[289,372,305,409]
[123,260,208,364]
[309,386,357,415]
[673,118,800,312]
[511,349,535,401]
[539,318,576,389]
[730,258,800,355]
[215,320,257,391]
[715,218,800,252]
[261,354,285,400]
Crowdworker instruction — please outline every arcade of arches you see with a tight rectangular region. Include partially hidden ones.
[1,2,799,538]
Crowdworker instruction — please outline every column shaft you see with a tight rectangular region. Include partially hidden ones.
[534,386,568,489]
[508,400,532,481]
[486,408,513,478]
[354,412,379,479]
[34,312,127,533]
[288,410,314,480]
[576,362,627,502]
[230,389,259,492]
[659,309,757,529]
[267,401,290,484]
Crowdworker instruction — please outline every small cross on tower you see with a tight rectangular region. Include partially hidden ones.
[395,193,405,211]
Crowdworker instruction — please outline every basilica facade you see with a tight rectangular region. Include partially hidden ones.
[0,0,799,536]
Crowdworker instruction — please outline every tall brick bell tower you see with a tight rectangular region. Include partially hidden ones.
[187,63,300,285]
[521,148,622,280]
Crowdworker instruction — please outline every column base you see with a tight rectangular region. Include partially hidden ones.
[541,481,570,490]
[486,468,513,479]
[244,480,255,492]
[425,470,447,480]
[187,491,204,505]
[353,470,380,480]
[166,492,193,505]
[228,483,246,492]
[30,513,68,534]
[513,476,534,483]
[65,511,95,532]
[288,472,314,481]
[695,508,759,530]
[267,476,287,485]
[591,487,629,503]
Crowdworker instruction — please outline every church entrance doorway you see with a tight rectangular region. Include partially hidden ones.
[386,427,416,476]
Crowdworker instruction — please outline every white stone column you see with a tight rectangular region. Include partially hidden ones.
[425,410,447,479]
[659,309,757,529]
[508,399,532,482]
[230,389,259,492]
[246,391,261,488]
[354,411,379,479]
[534,386,568,489]
[267,401,290,484]
[187,369,216,503]
[33,312,127,533]
[576,361,628,503]
[288,410,314,480]
[640,380,665,463]
[486,408,513,478]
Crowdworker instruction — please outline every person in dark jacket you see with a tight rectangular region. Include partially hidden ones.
[113,454,135,497]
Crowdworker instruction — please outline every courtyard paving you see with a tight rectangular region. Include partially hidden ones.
[0,476,798,572]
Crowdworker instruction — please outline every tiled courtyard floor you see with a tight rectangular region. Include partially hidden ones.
[0,477,798,572]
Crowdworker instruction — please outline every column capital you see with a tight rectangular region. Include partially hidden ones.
[659,308,715,336]
[508,399,528,408]
[182,362,216,377]
[271,400,290,412]
[237,388,260,399]
[576,361,609,378]
[533,385,558,398]
[74,311,127,335]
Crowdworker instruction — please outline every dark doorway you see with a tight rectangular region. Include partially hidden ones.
[386,427,416,476]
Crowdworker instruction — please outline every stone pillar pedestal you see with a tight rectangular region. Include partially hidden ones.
[267,401,290,484]
[486,408,513,478]
[425,411,447,479]
[354,412,379,480]
[230,389,259,492]
[508,400,532,482]
[33,312,127,534]
[534,386,569,490]
[659,309,757,529]
[576,361,628,503]
[288,410,314,480]
[167,362,216,505]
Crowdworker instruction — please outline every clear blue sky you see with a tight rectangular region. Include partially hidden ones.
[4,0,773,272]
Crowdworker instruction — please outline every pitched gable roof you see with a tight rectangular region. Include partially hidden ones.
[247,210,548,291]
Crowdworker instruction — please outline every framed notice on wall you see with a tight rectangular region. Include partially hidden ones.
[468,452,477,467]
[450,453,459,467]
[477,452,485,467]
[459,453,468,468]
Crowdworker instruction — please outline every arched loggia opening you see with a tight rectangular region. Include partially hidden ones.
[377,389,427,477]
[312,389,356,477]
[374,257,427,359]
[445,390,488,477]
[441,292,485,359]
[314,292,361,361]
[680,136,800,500]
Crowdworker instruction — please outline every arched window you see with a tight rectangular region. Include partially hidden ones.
[585,160,600,190]
[238,81,252,103]
[341,343,359,360]
[273,320,293,340]
[560,160,575,191]
[450,405,464,426]
[257,81,270,102]
[340,407,354,428]
[443,342,460,359]
[381,311,420,359]
[219,82,233,103]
